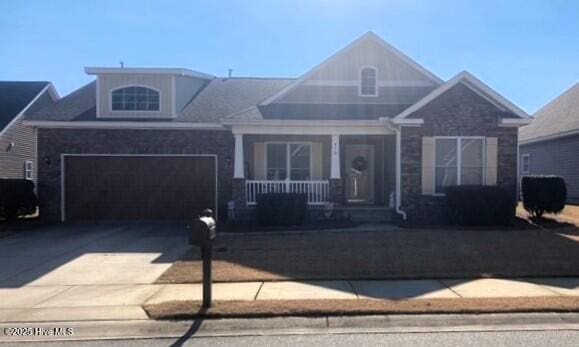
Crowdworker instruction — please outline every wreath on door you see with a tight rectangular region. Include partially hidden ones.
[351,156,368,172]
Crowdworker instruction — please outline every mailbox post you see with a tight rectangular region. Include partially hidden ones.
[190,209,216,308]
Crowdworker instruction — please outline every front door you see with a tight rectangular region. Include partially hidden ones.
[345,144,374,204]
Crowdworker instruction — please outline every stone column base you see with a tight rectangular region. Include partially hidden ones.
[329,178,345,205]
[232,178,246,208]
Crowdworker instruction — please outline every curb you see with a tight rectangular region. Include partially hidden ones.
[1,312,578,343]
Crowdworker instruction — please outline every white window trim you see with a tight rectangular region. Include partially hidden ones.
[358,65,378,97]
[264,142,313,181]
[433,136,486,196]
[25,160,34,180]
[109,84,162,113]
[521,154,531,174]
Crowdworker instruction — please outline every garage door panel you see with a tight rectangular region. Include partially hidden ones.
[64,156,216,221]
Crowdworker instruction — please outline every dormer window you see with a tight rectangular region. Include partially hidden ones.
[111,86,160,111]
[359,67,377,96]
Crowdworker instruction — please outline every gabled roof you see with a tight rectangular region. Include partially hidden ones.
[26,81,96,121]
[0,81,55,133]
[177,78,293,123]
[26,78,294,123]
[224,103,414,122]
[392,71,530,122]
[520,83,579,144]
[260,32,443,106]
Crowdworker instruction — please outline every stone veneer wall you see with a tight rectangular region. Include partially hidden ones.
[36,128,234,222]
[401,83,518,223]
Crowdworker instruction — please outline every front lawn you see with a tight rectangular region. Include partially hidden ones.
[145,297,579,319]
[156,214,579,284]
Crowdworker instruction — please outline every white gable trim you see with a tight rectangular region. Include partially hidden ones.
[0,83,59,138]
[393,71,530,120]
[260,32,442,106]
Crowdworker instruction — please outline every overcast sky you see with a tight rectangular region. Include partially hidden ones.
[1,0,578,114]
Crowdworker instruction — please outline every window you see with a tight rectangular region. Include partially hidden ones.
[359,67,377,96]
[266,144,287,180]
[521,154,531,174]
[111,86,160,111]
[25,160,33,180]
[289,143,311,180]
[266,143,311,180]
[434,137,484,194]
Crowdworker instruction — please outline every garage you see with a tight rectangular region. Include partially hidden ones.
[62,155,216,221]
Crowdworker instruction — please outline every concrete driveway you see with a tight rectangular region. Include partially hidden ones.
[0,223,191,321]
[0,223,190,287]
[0,224,188,288]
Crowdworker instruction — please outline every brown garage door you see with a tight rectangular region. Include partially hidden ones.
[64,155,216,221]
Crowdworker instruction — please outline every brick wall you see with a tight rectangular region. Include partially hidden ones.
[36,128,234,222]
[401,83,518,223]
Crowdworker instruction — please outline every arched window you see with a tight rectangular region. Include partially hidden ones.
[111,86,160,111]
[359,67,377,96]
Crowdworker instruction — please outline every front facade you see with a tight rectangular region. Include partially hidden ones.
[25,33,530,223]
[519,83,579,203]
[0,82,58,182]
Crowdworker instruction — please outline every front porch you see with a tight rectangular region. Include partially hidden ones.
[229,122,397,220]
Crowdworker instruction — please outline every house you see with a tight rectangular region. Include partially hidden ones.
[0,81,59,182]
[24,32,531,223]
[519,83,579,203]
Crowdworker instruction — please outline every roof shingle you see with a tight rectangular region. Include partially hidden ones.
[0,81,49,131]
[520,83,579,143]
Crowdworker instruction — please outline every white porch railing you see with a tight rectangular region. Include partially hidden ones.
[246,180,330,206]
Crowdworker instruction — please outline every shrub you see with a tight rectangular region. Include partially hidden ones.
[521,175,567,218]
[256,193,307,227]
[445,185,515,226]
[0,179,37,221]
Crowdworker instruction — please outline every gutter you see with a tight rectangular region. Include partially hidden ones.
[395,126,407,220]
[22,120,225,130]
[519,129,579,146]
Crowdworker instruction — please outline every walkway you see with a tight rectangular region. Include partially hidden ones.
[1,277,578,322]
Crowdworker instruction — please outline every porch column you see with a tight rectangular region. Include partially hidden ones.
[330,135,340,179]
[233,133,244,179]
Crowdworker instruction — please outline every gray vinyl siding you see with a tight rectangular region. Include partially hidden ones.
[520,134,579,203]
[0,118,36,180]
[0,90,53,181]
[279,85,434,104]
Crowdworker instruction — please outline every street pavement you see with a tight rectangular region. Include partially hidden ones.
[1,313,578,346]
[12,330,576,347]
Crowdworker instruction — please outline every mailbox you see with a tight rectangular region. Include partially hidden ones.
[188,209,216,308]
[190,209,216,246]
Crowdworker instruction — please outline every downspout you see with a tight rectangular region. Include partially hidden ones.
[395,126,407,220]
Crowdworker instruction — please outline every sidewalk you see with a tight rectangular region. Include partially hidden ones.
[1,277,578,323]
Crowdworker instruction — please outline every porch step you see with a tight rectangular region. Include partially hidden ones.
[337,207,395,223]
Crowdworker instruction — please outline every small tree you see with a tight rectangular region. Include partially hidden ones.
[521,175,567,218]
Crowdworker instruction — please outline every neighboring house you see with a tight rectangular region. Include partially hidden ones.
[24,32,531,223]
[0,81,59,182]
[519,83,579,203]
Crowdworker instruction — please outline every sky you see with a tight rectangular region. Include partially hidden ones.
[1,0,578,114]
